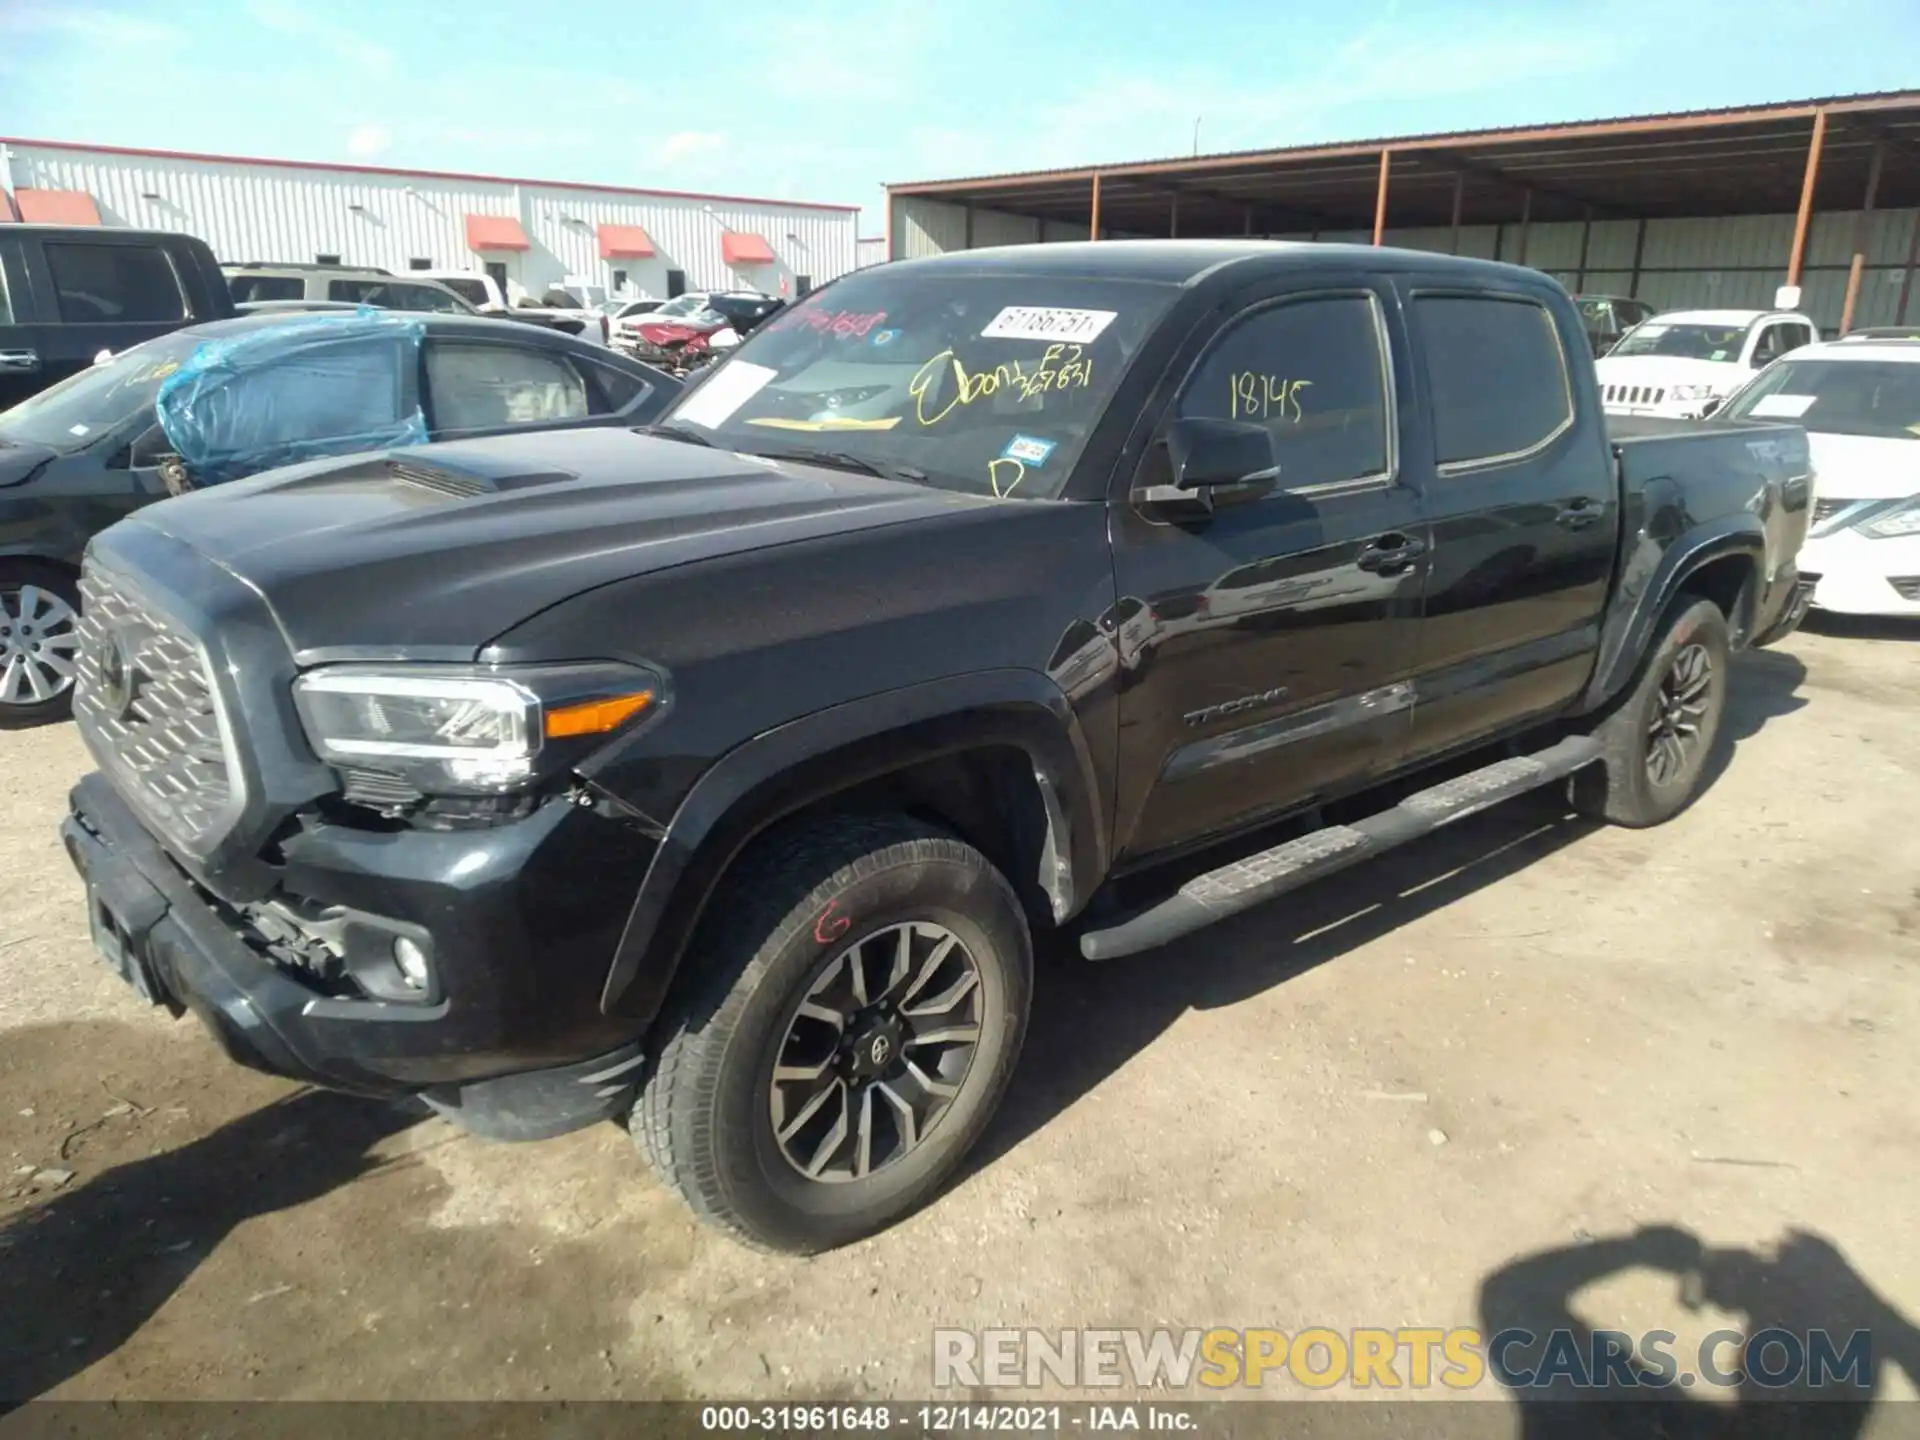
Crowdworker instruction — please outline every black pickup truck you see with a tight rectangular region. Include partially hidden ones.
[60,241,1814,1252]
[0,226,233,410]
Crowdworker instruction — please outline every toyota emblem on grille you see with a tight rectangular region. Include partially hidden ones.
[96,630,143,719]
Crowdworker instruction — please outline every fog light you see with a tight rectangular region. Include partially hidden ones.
[392,936,430,990]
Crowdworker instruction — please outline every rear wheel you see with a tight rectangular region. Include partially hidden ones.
[634,813,1032,1252]
[1573,596,1730,827]
[0,562,82,729]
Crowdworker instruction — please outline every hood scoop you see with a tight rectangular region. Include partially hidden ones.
[387,455,579,500]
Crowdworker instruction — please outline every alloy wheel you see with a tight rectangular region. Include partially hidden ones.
[1646,641,1712,788]
[769,921,985,1183]
[0,583,80,708]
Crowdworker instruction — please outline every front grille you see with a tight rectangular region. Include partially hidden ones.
[74,565,235,851]
[1603,383,1666,407]
[1892,577,1920,602]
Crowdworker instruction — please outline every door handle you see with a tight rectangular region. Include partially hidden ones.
[1556,497,1601,529]
[0,349,40,373]
[1356,533,1427,574]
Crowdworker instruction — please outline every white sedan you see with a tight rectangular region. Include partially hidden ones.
[1716,334,1920,618]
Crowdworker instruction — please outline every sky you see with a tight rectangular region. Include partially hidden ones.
[4,0,1919,231]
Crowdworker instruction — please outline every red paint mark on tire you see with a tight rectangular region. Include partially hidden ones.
[814,900,850,945]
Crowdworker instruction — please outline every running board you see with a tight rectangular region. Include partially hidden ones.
[1079,735,1603,960]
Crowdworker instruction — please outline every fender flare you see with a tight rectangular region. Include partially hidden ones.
[599,667,1108,1021]
[1580,514,1764,712]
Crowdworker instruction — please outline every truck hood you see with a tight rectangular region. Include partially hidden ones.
[1594,355,1747,392]
[119,427,979,662]
[1804,430,1920,502]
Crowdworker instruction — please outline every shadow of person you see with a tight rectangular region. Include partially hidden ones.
[1479,1224,1920,1439]
[0,1088,420,1409]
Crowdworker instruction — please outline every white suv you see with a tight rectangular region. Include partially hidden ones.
[1596,309,1818,419]
[1716,332,1920,618]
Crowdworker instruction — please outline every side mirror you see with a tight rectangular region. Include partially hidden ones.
[1699,396,1724,418]
[1165,416,1279,490]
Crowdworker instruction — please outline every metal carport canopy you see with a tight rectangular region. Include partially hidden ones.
[885,91,1920,237]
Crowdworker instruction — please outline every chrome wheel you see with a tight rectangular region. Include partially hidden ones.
[0,582,80,709]
[769,921,985,1184]
[1646,641,1712,788]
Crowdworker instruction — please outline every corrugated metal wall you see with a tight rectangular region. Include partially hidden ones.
[4,144,859,300]
[888,193,1920,331]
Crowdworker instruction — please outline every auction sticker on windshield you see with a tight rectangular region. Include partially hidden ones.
[981,307,1117,343]
[674,361,776,428]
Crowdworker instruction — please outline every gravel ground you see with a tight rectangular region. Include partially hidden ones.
[3,617,1918,1421]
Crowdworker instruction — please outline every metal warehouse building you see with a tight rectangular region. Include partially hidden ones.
[886,91,1920,333]
[0,138,860,303]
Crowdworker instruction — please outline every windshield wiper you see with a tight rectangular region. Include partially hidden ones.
[744,447,929,483]
[634,422,715,447]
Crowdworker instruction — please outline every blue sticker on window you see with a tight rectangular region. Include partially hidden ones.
[1002,433,1056,466]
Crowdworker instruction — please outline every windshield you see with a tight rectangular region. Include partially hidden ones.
[652,294,709,319]
[1722,358,1920,440]
[0,333,202,453]
[659,270,1175,499]
[1610,321,1750,361]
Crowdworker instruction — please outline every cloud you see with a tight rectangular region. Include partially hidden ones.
[243,0,394,74]
[345,123,391,159]
[653,131,728,165]
[0,4,184,47]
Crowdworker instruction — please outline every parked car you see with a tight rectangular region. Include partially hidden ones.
[223,263,476,315]
[1713,332,1920,618]
[615,290,783,368]
[0,310,676,725]
[59,241,1812,1251]
[411,269,609,346]
[1571,294,1659,357]
[0,225,234,410]
[1595,308,1817,418]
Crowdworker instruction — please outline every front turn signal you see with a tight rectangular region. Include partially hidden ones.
[544,690,655,739]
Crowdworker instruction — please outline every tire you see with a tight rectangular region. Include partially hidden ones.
[634,813,1032,1253]
[0,561,83,730]
[1572,596,1730,828]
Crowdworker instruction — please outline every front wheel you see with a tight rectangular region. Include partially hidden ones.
[0,562,82,729]
[1573,596,1731,828]
[634,814,1032,1252]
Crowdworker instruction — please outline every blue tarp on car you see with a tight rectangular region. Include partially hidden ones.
[154,309,429,484]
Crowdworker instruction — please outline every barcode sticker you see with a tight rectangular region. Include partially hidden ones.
[980,306,1117,343]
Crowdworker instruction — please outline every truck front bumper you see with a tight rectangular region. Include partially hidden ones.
[62,773,653,1140]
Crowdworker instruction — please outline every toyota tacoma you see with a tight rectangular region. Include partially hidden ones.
[61,241,1814,1252]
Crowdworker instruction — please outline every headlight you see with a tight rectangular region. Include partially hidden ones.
[1860,497,1920,540]
[1669,384,1717,401]
[293,663,661,796]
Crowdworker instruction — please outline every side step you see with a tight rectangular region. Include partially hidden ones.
[1079,735,1602,960]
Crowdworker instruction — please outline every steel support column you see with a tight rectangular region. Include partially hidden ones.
[1574,206,1593,291]
[1449,170,1464,254]
[1628,217,1648,298]
[1515,188,1533,267]
[1170,192,1179,239]
[1787,109,1827,288]
[1372,149,1391,246]
[1899,211,1920,323]
[1840,140,1884,334]
[1089,173,1102,241]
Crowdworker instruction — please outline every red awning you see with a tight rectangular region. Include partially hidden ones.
[721,230,776,266]
[597,223,655,259]
[464,213,531,252]
[14,189,101,225]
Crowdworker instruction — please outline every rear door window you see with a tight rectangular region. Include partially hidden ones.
[1415,294,1573,469]
[44,243,189,323]
[1176,293,1391,490]
[424,340,591,435]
